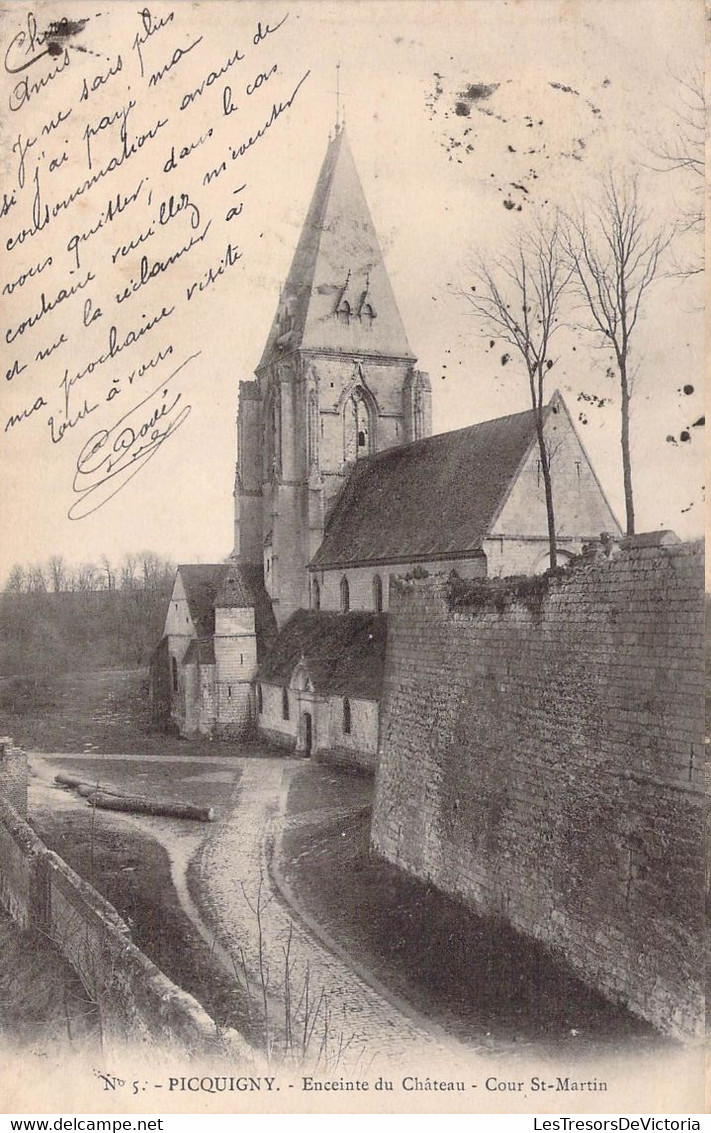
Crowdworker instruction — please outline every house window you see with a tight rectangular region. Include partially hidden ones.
[257,684,263,713]
[340,576,350,613]
[343,697,351,735]
[312,578,320,612]
[227,685,232,699]
[373,573,383,613]
[282,686,289,720]
[171,656,179,693]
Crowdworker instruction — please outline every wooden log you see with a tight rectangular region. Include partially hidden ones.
[89,792,214,822]
[53,774,214,821]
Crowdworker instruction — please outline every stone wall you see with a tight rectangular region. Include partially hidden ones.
[0,782,253,1061]
[371,537,706,1041]
[0,737,28,818]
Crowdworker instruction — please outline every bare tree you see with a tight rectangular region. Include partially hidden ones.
[565,176,669,535]
[26,563,47,593]
[649,69,704,277]
[465,219,572,568]
[99,554,115,591]
[48,555,66,593]
[119,553,138,590]
[74,562,98,591]
[4,564,26,593]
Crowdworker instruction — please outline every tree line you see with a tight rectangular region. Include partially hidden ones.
[0,553,177,676]
[3,552,175,595]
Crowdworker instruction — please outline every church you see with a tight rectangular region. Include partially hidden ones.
[151,125,620,769]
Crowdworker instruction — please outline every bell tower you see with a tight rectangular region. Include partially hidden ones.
[234,126,431,626]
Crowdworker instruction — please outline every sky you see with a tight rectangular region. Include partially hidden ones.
[0,0,704,584]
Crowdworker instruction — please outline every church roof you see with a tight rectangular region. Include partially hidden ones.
[177,564,230,635]
[257,128,415,369]
[258,610,387,700]
[310,405,545,568]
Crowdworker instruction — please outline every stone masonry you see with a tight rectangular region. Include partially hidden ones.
[0,736,28,818]
[371,537,706,1041]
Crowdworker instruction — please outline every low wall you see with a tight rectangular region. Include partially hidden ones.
[372,537,707,1041]
[0,737,28,818]
[0,786,252,1060]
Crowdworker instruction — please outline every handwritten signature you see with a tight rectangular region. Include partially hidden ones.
[69,352,199,520]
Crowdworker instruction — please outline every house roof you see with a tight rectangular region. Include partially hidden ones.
[177,562,277,659]
[311,405,544,568]
[219,562,279,661]
[257,128,414,369]
[177,564,230,635]
[182,638,216,666]
[258,610,387,700]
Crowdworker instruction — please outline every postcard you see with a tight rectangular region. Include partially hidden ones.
[0,0,705,1118]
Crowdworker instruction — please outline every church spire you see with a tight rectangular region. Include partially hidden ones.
[256,129,415,371]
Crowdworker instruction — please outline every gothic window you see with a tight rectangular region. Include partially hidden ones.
[344,386,372,463]
[312,578,321,612]
[172,656,179,693]
[338,301,351,325]
[373,573,383,613]
[362,303,375,330]
[343,697,351,735]
[282,686,290,720]
[340,576,350,613]
[307,391,319,468]
[257,684,263,714]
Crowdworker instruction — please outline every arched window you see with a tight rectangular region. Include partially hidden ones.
[373,573,383,613]
[338,301,351,325]
[343,697,351,735]
[171,656,179,693]
[362,303,375,330]
[343,386,372,462]
[312,578,320,612]
[340,576,350,613]
[257,684,263,714]
[282,686,290,720]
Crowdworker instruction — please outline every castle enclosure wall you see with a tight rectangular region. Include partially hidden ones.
[0,750,252,1060]
[371,540,706,1041]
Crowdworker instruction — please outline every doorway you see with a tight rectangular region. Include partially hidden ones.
[302,712,312,757]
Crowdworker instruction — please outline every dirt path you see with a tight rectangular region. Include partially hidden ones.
[193,758,472,1070]
[30,752,474,1070]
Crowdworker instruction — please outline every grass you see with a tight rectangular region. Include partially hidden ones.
[44,756,241,816]
[0,908,100,1052]
[0,668,245,757]
[280,793,668,1057]
[285,761,374,816]
[30,806,261,1047]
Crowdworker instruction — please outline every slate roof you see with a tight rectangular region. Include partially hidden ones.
[311,406,544,568]
[178,564,230,635]
[257,128,414,369]
[178,562,277,660]
[182,639,216,666]
[258,611,388,700]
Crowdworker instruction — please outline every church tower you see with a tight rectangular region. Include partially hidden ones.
[234,126,431,626]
